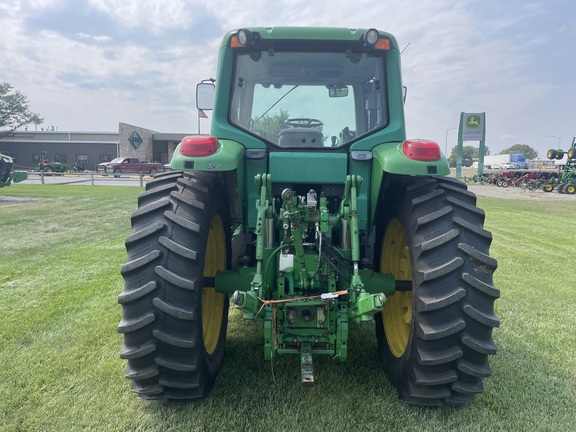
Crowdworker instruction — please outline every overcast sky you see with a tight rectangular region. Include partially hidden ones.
[1,0,574,157]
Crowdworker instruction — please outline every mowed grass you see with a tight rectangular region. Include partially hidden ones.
[1,184,575,432]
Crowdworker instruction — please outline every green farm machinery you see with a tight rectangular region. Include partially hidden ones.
[35,160,83,174]
[118,27,500,406]
[545,137,576,194]
[0,152,27,187]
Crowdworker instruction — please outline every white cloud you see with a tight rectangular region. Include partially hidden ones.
[76,32,113,43]
[88,0,195,31]
[0,0,574,156]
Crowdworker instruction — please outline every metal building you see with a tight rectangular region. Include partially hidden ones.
[0,123,190,171]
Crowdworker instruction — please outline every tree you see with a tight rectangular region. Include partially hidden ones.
[252,109,290,139]
[447,145,490,168]
[0,82,43,138]
[252,109,325,142]
[501,144,538,160]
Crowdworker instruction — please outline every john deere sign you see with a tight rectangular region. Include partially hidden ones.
[456,112,487,179]
[461,113,485,141]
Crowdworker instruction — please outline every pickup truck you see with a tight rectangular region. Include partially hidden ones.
[499,162,518,169]
[96,157,163,177]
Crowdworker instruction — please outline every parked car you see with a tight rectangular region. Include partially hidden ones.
[499,162,518,169]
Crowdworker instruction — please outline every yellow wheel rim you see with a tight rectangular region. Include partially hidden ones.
[202,214,226,355]
[567,185,575,194]
[380,218,412,358]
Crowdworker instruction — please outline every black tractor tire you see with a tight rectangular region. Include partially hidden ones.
[546,149,557,160]
[565,184,576,194]
[542,184,554,193]
[557,184,566,194]
[118,170,230,402]
[149,168,158,176]
[374,176,500,406]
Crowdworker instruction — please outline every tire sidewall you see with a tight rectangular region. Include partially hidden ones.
[173,174,231,377]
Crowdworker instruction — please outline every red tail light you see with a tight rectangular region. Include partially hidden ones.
[179,136,218,157]
[402,140,442,162]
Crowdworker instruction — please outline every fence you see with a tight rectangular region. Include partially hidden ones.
[23,171,155,187]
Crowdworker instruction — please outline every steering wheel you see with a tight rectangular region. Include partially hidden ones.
[284,118,323,128]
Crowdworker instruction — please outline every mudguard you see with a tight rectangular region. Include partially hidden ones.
[170,139,245,172]
[367,141,450,229]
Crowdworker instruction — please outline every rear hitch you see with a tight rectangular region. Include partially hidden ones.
[300,343,315,387]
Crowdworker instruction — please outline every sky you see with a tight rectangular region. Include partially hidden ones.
[1,0,575,158]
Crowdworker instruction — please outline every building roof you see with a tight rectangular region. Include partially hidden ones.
[0,131,118,142]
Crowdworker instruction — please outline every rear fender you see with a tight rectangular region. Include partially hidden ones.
[369,142,450,225]
[170,139,244,172]
[170,139,245,226]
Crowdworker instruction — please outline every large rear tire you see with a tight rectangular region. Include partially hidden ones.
[118,171,230,402]
[375,176,499,406]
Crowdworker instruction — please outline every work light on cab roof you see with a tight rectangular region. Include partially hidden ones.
[232,28,391,51]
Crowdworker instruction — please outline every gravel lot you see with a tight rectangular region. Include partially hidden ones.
[467,184,575,200]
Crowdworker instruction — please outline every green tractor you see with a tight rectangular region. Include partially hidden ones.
[35,160,79,174]
[545,137,576,194]
[118,27,500,406]
[0,152,27,187]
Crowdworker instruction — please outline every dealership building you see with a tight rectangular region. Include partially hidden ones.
[0,122,190,171]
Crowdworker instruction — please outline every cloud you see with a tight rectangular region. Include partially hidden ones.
[88,0,194,31]
[0,0,574,155]
[76,32,113,43]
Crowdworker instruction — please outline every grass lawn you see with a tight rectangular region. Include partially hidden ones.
[1,184,575,431]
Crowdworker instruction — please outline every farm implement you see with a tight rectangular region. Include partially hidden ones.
[545,137,576,194]
[0,153,27,187]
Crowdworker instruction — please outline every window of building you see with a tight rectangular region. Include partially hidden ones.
[76,154,88,170]
[54,153,67,163]
[100,154,113,162]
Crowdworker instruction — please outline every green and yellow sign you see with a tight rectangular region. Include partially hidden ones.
[461,112,485,141]
[466,114,482,129]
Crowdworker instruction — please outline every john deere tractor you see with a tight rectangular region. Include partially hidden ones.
[118,27,499,406]
[545,137,576,194]
[0,152,27,187]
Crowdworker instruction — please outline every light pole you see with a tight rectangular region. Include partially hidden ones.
[445,127,458,156]
[544,135,561,147]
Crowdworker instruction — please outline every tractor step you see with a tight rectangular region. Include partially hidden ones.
[300,344,315,387]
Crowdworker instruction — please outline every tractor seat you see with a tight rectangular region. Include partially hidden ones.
[278,128,323,148]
